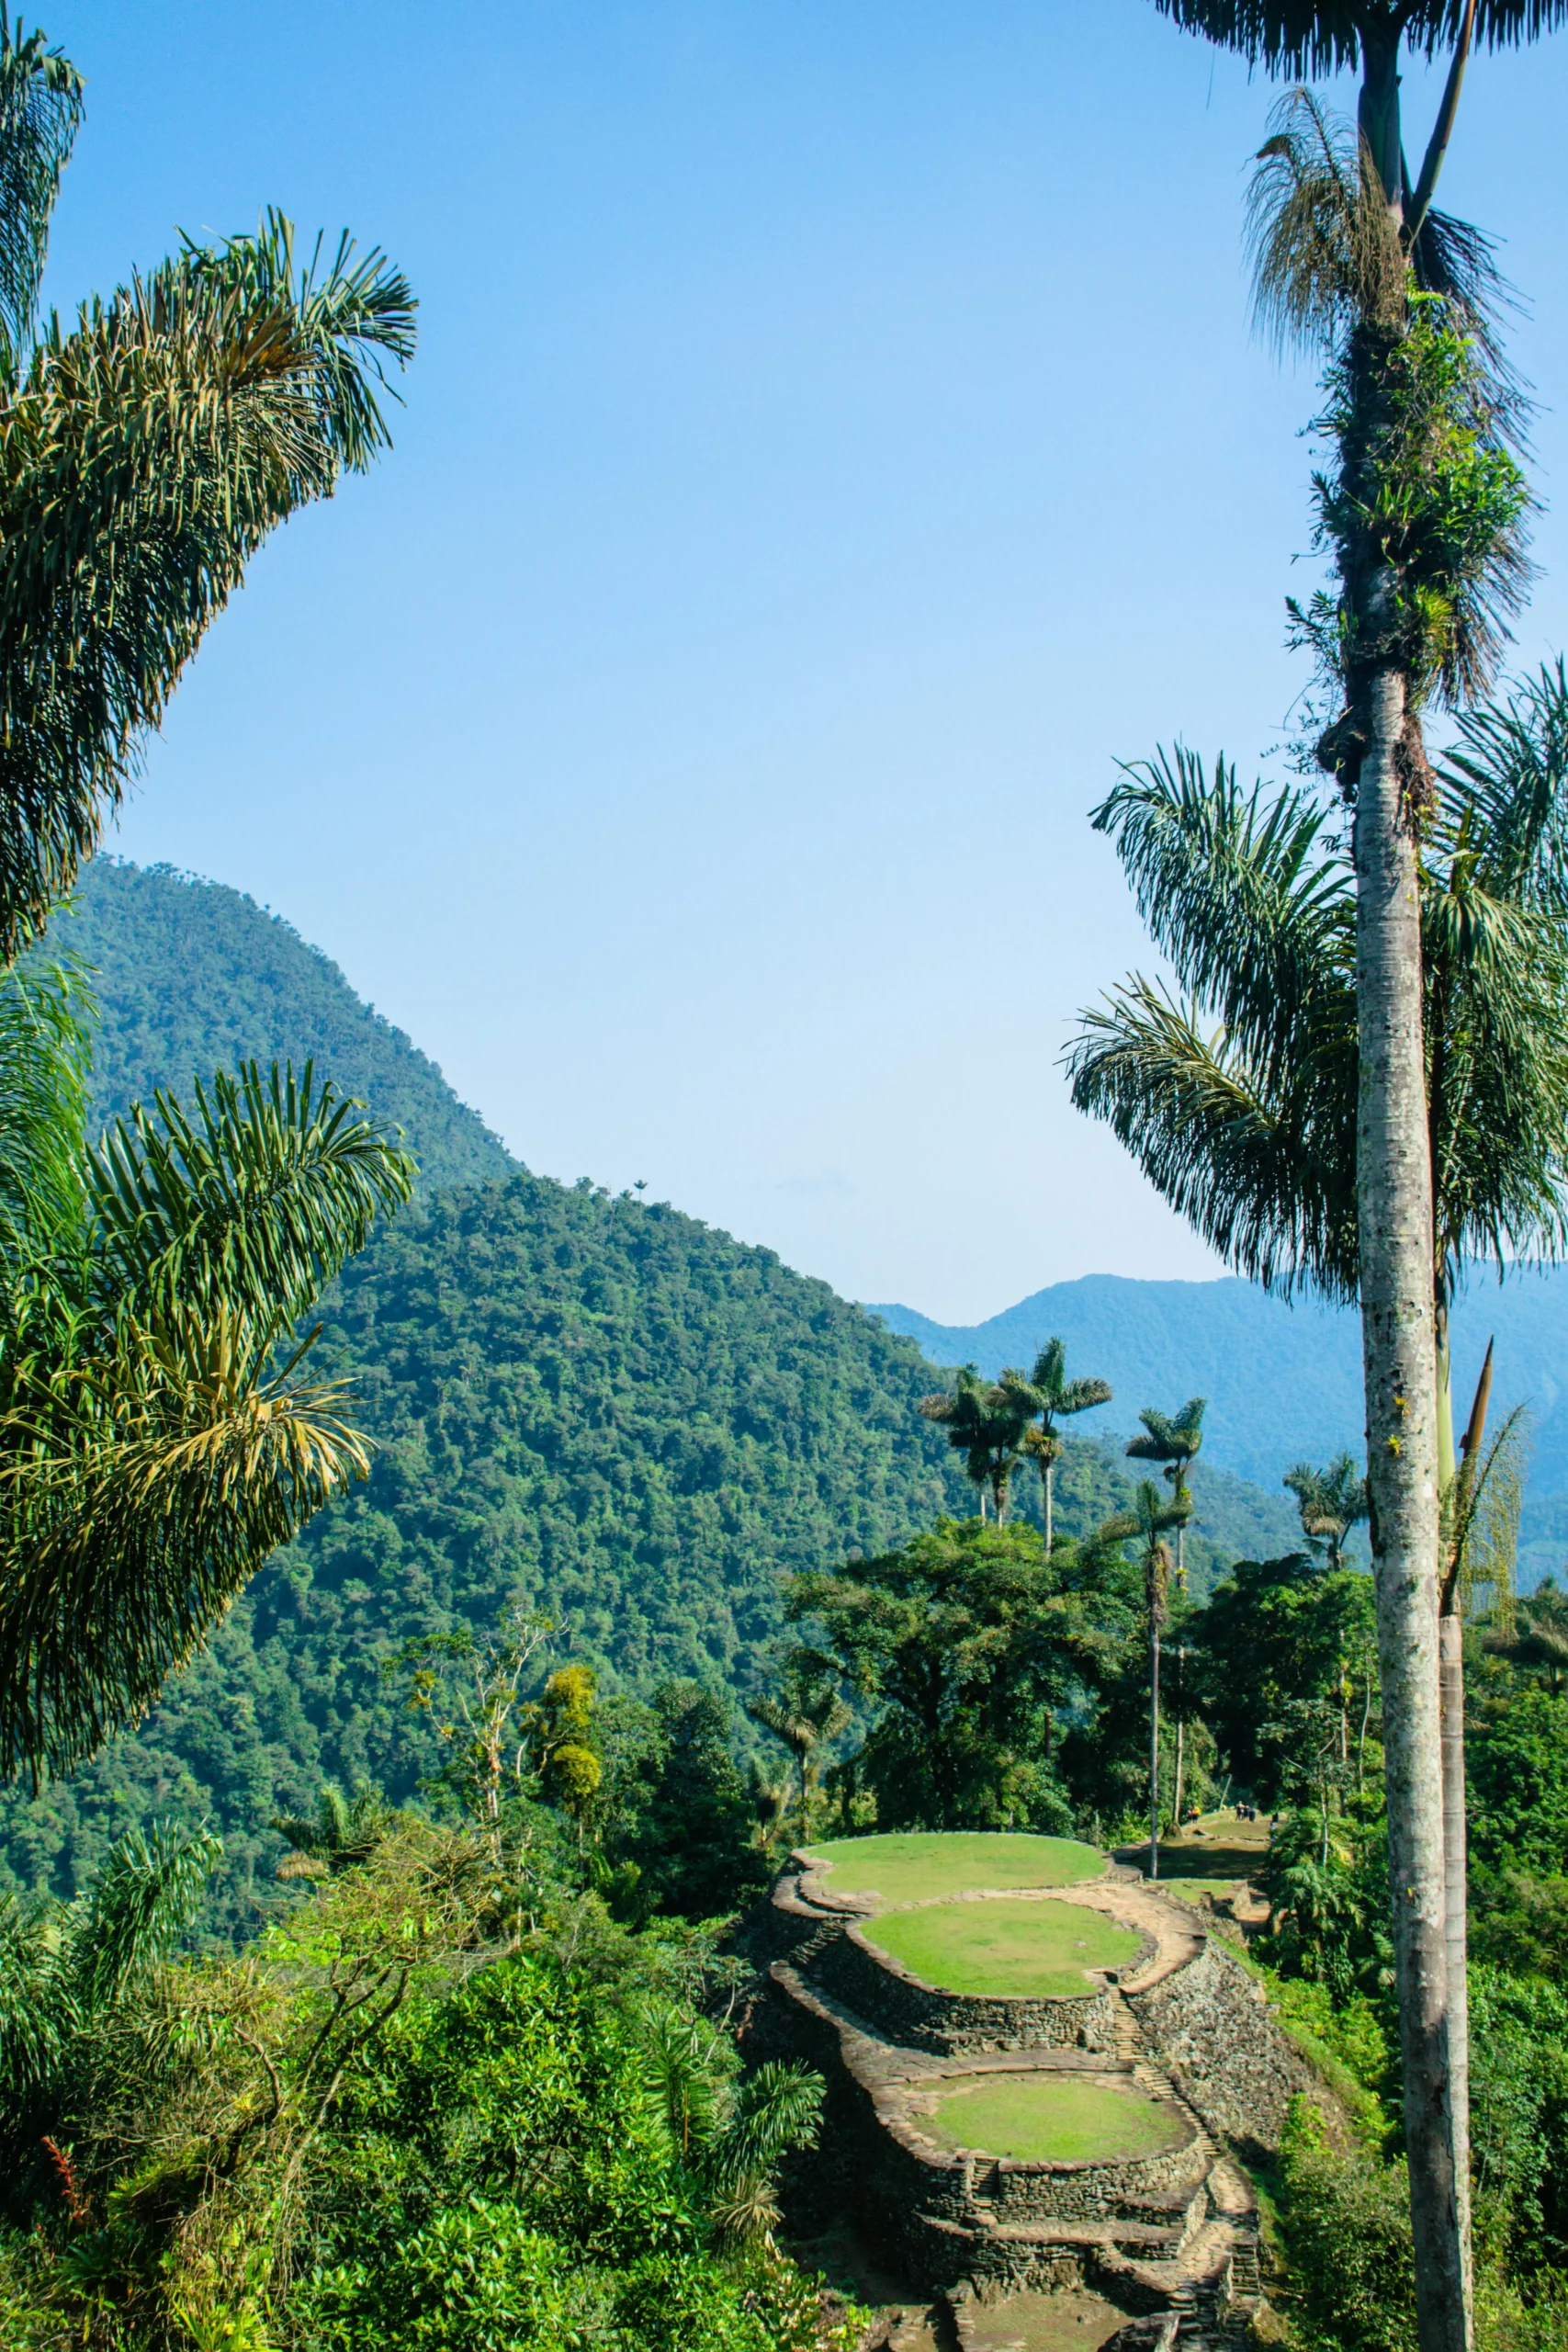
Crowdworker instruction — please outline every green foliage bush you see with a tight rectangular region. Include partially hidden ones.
[0,1813,856,2351]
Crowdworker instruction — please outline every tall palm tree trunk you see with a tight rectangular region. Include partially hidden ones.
[1356,657,1469,2352]
[1043,1461,1054,1557]
[1439,1607,1472,2303]
[1172,1646,1187,1827]
[1148,1619,1162,1883]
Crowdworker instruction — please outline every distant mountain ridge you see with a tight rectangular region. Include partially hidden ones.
[44,860,516,1193]
[872,1270,1568,1582]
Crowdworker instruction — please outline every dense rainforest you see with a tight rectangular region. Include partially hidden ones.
[0,864,1295,1934]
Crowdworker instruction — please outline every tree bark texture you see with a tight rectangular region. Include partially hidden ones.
[1356,659,1471,2352]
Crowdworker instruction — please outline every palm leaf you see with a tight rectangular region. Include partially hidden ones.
[0,953,89,1269]
[0,10,81,370]
[1151,4,1568,75]
[0,213,416,960]
[85,1060,414,1332]
[0,1303,375,1781]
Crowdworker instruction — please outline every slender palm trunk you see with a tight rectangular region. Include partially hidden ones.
[1044,1460,1054,1556]
[1356,655,1470,2352]
[1171,1645,1187,1827]
[1439,1608,1472,2304]
[1148,1617,1162,1883]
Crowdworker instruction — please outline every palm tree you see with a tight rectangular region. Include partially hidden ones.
[272,1781,392,1882]
[0,964,412,1783]
[1119,12,1568,2334]
[1283,1452,1370,1569]
[1125,1397,1205,1589]
[746,1659,852,1849]
[1100,1481,1190,1883]
[0,12,415,964]
[920,1366,1031,1522]
[1006,1339,1112,1555]
[1069,674,1568,2352]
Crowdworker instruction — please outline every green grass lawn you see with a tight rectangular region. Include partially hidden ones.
[802,1832,1102,1905]
[864,1897,1141,1996]
[925,2073,1186,2164]
[1157,1878,1247,1905]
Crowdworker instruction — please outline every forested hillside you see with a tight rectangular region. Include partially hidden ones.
[44,859,514,1191]
[0,1161,1287,1933]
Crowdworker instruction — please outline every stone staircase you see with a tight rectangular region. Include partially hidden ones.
[748,1854,1300,2346]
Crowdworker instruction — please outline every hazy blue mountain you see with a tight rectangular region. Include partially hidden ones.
[872,1270,1568,1583]
[42,859,516,1193]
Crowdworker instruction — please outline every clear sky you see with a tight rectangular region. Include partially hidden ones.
[43,1,1568,1321]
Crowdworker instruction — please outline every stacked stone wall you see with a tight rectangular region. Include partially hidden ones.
[808,1924,1119,2054]
[1126,1935,1323,2163]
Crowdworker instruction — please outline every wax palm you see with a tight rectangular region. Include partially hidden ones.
[1129,11,1568,2330]
[1006,1339,1112,1555]
[919,1365,1031,1522]
[0,966,412,1783]
[271,1781,392,1882]
[0,15,414,962]
[1099,1482,1190,1882]
[1125,1397,1205,1589]
[746,1660,852,1849]
[1283,1451,1370,1567]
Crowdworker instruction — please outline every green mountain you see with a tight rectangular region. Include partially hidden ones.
[0,861,1305,1931]
[46,859,515,1192]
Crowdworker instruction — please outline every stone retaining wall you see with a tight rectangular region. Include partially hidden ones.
[809,1923,1119,2055]
[1126,1935,1324,2163]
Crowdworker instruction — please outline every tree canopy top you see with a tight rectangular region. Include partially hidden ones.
[1151,1,1568,74]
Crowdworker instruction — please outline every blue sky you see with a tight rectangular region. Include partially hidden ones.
[45,1,1568,1319]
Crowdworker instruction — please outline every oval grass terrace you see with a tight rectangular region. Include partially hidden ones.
[863,1898,1145,2002]
[922,2073,1190,2167]
[800,1831,1105,1909]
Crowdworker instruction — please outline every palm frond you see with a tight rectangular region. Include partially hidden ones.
[1066,977,1359,1300]
[1089,745,1350,1077]
[1151,4,1568,76]
[0,952,90,1268]
[712,2060,823,2190]
[64,1819,220,2011]
[0,1307,375,1781]
[85,1059,413,1332]
[0,215,416,960]
[0,9,82,371]
[1438,660,1568,910]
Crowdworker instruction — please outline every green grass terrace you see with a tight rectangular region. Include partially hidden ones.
[923,2074,1187,2165]
[801,1831,1104,1907]
[864,1896,1141,1998]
